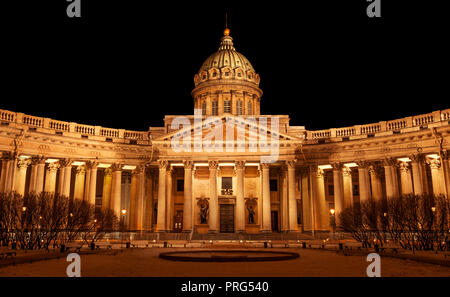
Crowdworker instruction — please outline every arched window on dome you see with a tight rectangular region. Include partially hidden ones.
[202,101,207,115]
[212,100,218,116]
[248,101,253,115]
[236,100,243,116]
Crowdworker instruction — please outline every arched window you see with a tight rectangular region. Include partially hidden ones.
[236,100,243,116]
[248,101,253,115]
[212,100,218,115]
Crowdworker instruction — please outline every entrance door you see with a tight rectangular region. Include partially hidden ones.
[173,210,183,232]
[271,211,279,232]
[220,204,235,233]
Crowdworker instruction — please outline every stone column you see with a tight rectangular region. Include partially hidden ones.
[59,159,72,198]
[369,163,384,201]
[4,153,18,194]
[0,154,9,193]
[261,162,272,232]
[410,154,425,195]
[442,151,450,198]
[73,165,86,200]
[280,166,289,232]
[287,160,298,232]
[44,162,59,194]
[383,157,399,199]
[342,166,354,208]
[182,161,193,232]
[156,160,167,232]
[332,163,345,227]
[357,161,371,203]
[136,165,146,231]
[313,166,328,230]
[110,163,123,218]
[29,158,38,194]
[165,167,173,231]
[235,160,245,232]
[34,156,46,194]
[144,167,155,231]
[428,157,445,195]
[101,168,112,211]
[85,161,98,205]
[399,161,413,195]
[15,158,30,196]
[208,161,218,233]
[129,169,138,230]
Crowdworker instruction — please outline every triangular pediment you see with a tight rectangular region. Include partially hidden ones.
[152,114,303,152]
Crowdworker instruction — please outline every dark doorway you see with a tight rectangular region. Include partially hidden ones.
[220,204,235,233]
[271,211,279,232]
[174,210,183,232]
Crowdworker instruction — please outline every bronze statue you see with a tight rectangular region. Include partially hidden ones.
[247,205,255,224]
[200,203,209,224]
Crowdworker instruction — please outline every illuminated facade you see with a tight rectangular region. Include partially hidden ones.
[1,29,449,235]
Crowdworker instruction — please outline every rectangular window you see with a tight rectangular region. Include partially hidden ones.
[212,100,218,115]
[248,101,253,115]
[221,177,232,189]
[270,179,278,191]
[202,101,207,115]
[236,100,243,115]
[224,100,231,113]
[177,179,184,192]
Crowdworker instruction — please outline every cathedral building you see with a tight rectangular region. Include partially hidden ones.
[1,28,449,235]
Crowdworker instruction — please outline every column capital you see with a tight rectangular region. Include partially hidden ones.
[1,151,14,161]
[47,162,60,172]
[183,160,194,170]
[356,160,370,169]
[59,158,72,168]
[31,155,46,165]
[368,163,383,176]
[409,153,425,163]
[133,164,145,175]
[286,159,297,169]
[158,159,168,169]
[17,158,31,169]
[398,161,410,173]
[261,162,270,170]
[331,162,343,171]
[316,167,324,178]
[76,165,86,175]
[104,167,112,177]
[235,160,245,170]
[428,158,441,169]
[208,160,219,170]
[342,166,352,177]
[111,163,123,172]
[85,160,99,170]
[383,157,397,167]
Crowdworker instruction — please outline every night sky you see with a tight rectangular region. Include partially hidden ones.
[2,1,449,131]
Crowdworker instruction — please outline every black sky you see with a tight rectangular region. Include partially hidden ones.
[2,1,449,131]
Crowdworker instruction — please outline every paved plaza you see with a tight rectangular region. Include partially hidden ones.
[0,247,449,277]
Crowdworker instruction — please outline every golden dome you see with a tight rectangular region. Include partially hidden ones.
[194,30,260,87]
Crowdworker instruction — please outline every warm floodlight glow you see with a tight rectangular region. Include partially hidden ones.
[71,161,85,166]
[426,154,440,159]
[121,209,127,215]
[318,164,333,170]
[98,163,111,168]
[170,163,184,167]
[19,155,31,159]
[45,159,59,163]
[122,165,136,170]
[330,209,335,215]
[397,157,411,162]
[194,163,209,167]
[344,163,358,168]
[219,163,236,167]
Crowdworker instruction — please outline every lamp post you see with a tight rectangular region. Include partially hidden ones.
[329,209,336,239]
[121,209,127,248]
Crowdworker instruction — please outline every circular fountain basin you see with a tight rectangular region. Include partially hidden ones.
[159,250,300,262]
